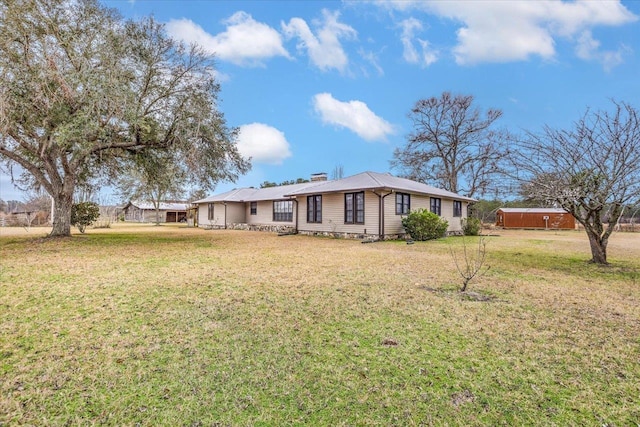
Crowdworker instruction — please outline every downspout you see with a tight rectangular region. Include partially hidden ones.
[223,202,227,229]
[374,190,393,240]
[292,198,298,233]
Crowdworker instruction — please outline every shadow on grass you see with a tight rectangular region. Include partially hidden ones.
[418,285,497,302]
[490,248,639,284]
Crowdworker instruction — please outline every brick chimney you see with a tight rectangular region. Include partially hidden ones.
[310,172,328,182]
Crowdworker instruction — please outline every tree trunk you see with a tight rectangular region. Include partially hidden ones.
[153,193,164,226]
[586,230,608,264]
[50,188,74,237]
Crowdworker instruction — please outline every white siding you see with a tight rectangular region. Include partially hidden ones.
[441,198,458,232]
[227,203,246,224]
[383,194,468,235]
[383,193,408,235]
[212,203,225,225]
[438,198,469,232]
[297,191,380,235]
[195,192,470,235]
[196,204,210,227]
[246,200,298,226]
[196,202,245,228]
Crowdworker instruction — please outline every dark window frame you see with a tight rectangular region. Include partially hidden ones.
[345,191,365,224]
[453,200,462,217]
[250,201,257,215]
[430,197,442,216]
[396,192,411,215]
[273,200,293,222]
[207,203,214,221]
[307,195,322,223]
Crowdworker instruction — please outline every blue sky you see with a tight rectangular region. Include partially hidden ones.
[1,0,639,201]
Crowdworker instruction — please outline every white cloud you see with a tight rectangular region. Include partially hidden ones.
[417,39,438,67]
[575,30,628,72]
[400,18,421,63]
[399,18,438,67]
[236,123,292,165]
[447,1,637,67]
[166,12,290,66]
[372,0,637,68]
[312,93,394,142]
[575,29,601,59]
[282,9,357,72]
[358,48,384,76]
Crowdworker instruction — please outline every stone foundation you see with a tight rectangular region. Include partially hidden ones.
[203,224,226,230]
[297,230,409,241]
[204,222,467,241]
[202,223,296,233]
[228,223,297,234]
[297,230,377,240]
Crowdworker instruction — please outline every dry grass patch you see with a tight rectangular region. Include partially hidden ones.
[1,225,639,425]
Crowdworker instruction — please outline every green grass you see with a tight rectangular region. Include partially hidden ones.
[1,226,639,425]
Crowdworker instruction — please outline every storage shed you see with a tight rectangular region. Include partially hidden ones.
[123,201,188,223]
[496,208,575,229]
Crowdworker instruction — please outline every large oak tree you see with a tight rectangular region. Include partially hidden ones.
[392,92,508,198]
[512,101,640,264]
[0,0,249,236]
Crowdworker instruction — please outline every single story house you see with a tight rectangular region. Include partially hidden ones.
[123,201,189,223]
[495,208,576,229]
[193,171,476,240]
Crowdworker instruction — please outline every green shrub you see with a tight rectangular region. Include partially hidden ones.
[401,208,448,241]
[71,201,100,233]
[462,217,482,236]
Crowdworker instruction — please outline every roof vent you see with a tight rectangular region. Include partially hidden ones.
[310,172,328,182]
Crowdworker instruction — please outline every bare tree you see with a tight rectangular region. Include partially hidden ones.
[0,0,249,237]
[450,237,489,292]
[511,101,640,264]
[392,92,508,198]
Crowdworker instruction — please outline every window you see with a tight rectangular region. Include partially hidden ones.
[307,195,322,223]
[453,200,462,217]
[396,193,410,215]
[250,201,257,215]
[273,200,293,222]
[430,197,441,216]
[207,203,214,220]
[345,192,365,224]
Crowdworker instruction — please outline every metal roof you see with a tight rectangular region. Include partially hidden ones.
[285,171,476,201]
[130,201,189,211]
[497,208,569,214]
[245,182,324,201]
[193,188,257,203]
[194,171,475,204]
[193,182,324,203]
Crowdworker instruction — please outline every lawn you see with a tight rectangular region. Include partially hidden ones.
[1,224,639,426]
